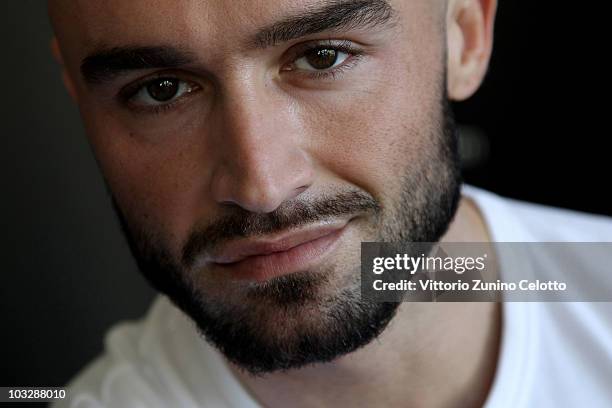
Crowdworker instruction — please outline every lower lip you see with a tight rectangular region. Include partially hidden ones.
[212,227,346,282]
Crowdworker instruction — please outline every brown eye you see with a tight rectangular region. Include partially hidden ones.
[146,78,179,102]
[304,48,338,69]
[294,47,350,71]
[128,77,199,109]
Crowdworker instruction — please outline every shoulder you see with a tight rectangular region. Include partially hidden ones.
[464,185,612,295]
[53,296,259,408]
[52,297,207,408]
[500,196,612,242]
[462,184,612,242]
[467,187,612,406]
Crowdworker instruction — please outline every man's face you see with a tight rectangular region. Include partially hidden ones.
[51,0,462,373]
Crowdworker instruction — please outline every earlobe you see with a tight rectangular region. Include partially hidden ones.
[446,0,497,101]
[50,37,79,102]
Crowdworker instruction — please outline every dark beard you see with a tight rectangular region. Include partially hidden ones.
[110,94,461,375]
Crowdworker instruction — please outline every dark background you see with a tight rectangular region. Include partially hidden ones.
[1,0,609,395]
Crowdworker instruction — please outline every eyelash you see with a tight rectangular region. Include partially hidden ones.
[119,40,365,115]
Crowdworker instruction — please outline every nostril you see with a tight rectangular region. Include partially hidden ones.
[218,199,241,208]
[295,185,309,196]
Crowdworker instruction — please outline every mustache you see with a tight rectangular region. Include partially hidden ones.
[181,190,380,267]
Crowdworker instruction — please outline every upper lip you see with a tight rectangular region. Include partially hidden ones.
[204,221,348,265]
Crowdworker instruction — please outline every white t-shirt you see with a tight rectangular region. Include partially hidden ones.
[53,186,612,408]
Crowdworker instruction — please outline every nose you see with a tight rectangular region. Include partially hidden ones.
[209,82,315,214]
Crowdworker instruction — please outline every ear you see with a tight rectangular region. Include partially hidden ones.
[446,0,497,101]
[50,37,79,102]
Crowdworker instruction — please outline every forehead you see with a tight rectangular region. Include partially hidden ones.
[63,0,297,45]
[50,0,432,52]
[51,0,274,55]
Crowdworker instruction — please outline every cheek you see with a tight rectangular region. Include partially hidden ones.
[298,65,444,210]
[294,10,446,205]
[81,108,209,254]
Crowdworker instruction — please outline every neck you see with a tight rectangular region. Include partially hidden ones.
[230,196,501,408]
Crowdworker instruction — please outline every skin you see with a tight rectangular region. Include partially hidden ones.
[49,0,498,406]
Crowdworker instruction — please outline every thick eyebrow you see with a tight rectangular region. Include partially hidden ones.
[79,0,396,85]
[251,0,397,49]
[80,46,194,85]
